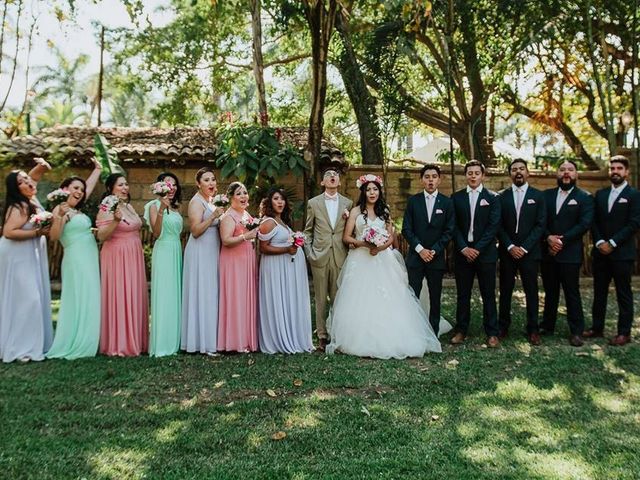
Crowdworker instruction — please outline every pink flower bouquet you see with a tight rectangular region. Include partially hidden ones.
[46,188,69,208]
[241,216,260,231]
[362,224,390,247]
[99,195,129,224]
[29,211,53,228]
[151,180,175,197]
[289,231,306,261]
[213,194,229,207]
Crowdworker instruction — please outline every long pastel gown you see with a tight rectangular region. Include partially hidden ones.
[47,212,100,360]
[217,209,258,352]
[181,196,220,353]
[0,203,53,362]
[258,218,313,354]
[98,212,149,356]
[144,200,183,357]
[327,215,443,359]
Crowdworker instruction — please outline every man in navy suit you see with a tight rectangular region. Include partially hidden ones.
[541,160,594,346]
[497,159,547,345]
[450,160,501,347]
[584,155,640,346]
[402,164,455,335]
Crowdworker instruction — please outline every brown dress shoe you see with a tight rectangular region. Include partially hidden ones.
[583,329,604,338]
[316,338,328,352]
[528,332,542,346]
[487,336,500,348]
[450,332,466,345]
[569,335,584,347]
[609,335,631,346]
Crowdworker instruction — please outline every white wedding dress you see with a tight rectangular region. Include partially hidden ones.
[326,215,449,359]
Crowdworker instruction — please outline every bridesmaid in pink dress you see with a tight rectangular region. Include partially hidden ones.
[218,182,259,352]
[96,173,149,356]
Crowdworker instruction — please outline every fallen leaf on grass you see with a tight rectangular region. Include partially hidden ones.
[575,352,590,357]
[590,344,602,351]
[447,359,459,368]
[271,431,287,441]
[266,389,277,397]
[293,379,303,387]
[225,402,234,407]
[247,358,255,366]
[361,406,371,416]
[431,415,440,421]
[231,374,241,378]
[214,381,225,389]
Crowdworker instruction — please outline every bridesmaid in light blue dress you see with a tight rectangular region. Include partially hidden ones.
[144,172,184,357]
[47,160,103,360]
[0,159,53,363]
[181,167,224,354]
[258,188,313,354]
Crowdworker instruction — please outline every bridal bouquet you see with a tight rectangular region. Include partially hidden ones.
[29,211,53,229]
[362,224,389,247]
[241,216,260,231]
[212,194,229,207]
[46,188,69,208]
[151,180,175,197]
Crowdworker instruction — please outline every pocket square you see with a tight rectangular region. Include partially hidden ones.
[567,199,578,205]
[479,198,490,206]
[527,198,536,204]
[435,208,443,214]
[618,197,628,204]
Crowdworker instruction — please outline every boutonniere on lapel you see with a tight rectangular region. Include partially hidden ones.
[342,208,350,219]
[479,198,490,207]
[618,197,629,204]
[435,208,443,214]
[527,199,536,204]
[567,199,578,205]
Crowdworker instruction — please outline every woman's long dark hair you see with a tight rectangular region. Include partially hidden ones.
[356,180,390,224]
[59,176,88,210]
[2,170,36,224]
[156,172,182,208]
[102,173,130,202]
[259,188,292,227]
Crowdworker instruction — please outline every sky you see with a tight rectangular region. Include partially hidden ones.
[1,0,168,109]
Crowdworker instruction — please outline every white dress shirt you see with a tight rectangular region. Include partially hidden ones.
[324,192,339,230]
[555,187,574,214]
[595,181,627,248]
[508,183,529,253]
[467,184,483,242]
[415,190,438,253]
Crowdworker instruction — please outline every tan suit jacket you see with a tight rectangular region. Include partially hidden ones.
[303,193,353,268]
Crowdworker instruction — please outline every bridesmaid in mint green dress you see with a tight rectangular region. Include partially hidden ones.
[144,172,184,357]
[47,159,103,360]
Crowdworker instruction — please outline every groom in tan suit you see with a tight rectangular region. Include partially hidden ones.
[304,168,353,351]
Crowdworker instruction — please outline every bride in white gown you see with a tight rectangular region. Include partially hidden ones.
[326,175,449,359]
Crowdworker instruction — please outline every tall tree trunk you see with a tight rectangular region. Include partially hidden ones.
[97,26,105,126]
[335,10,384,165]
[250,0,268,126]
[303,0,339,197]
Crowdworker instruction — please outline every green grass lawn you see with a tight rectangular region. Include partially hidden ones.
[2,287,640,480]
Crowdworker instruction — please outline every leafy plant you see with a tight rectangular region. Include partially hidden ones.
[214,122,307,190]
[93,134,125,182]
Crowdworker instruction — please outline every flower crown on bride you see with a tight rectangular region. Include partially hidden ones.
[356,174,383,189]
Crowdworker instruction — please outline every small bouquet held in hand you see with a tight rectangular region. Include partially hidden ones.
[46,188,69,208]
[362,224,390,247]
[151,180,175,197]
[241,216,260,231]
[99,195,129,224]
[212,194,229,208]
[289,231,306,262]
[29,211,53,229]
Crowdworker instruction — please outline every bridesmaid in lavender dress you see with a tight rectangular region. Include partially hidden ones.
[258,188,313,354]
[181,167,224,354]
[96,174,149,357]
[0,158,53,363]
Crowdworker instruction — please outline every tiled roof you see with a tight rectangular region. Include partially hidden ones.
[0,126,343,166]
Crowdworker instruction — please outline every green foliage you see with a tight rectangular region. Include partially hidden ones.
[214,122,307,191]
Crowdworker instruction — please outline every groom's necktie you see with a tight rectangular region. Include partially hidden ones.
[426,194,434,222]
[467,189,478,242]
[515,188,524,234]
[608,187,620,212]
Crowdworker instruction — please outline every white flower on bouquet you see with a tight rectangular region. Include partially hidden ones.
[362,224,389,247]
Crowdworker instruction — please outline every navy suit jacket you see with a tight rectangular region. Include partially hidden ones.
[542,187,594,264]
[452,186,501,263]
[497,185,546,261]
[591,184,640,261]
[402,191,455,270]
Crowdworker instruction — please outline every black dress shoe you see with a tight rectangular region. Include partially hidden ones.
[569,335,584,347]
[583,329,604,338]
[498,329,508,340]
